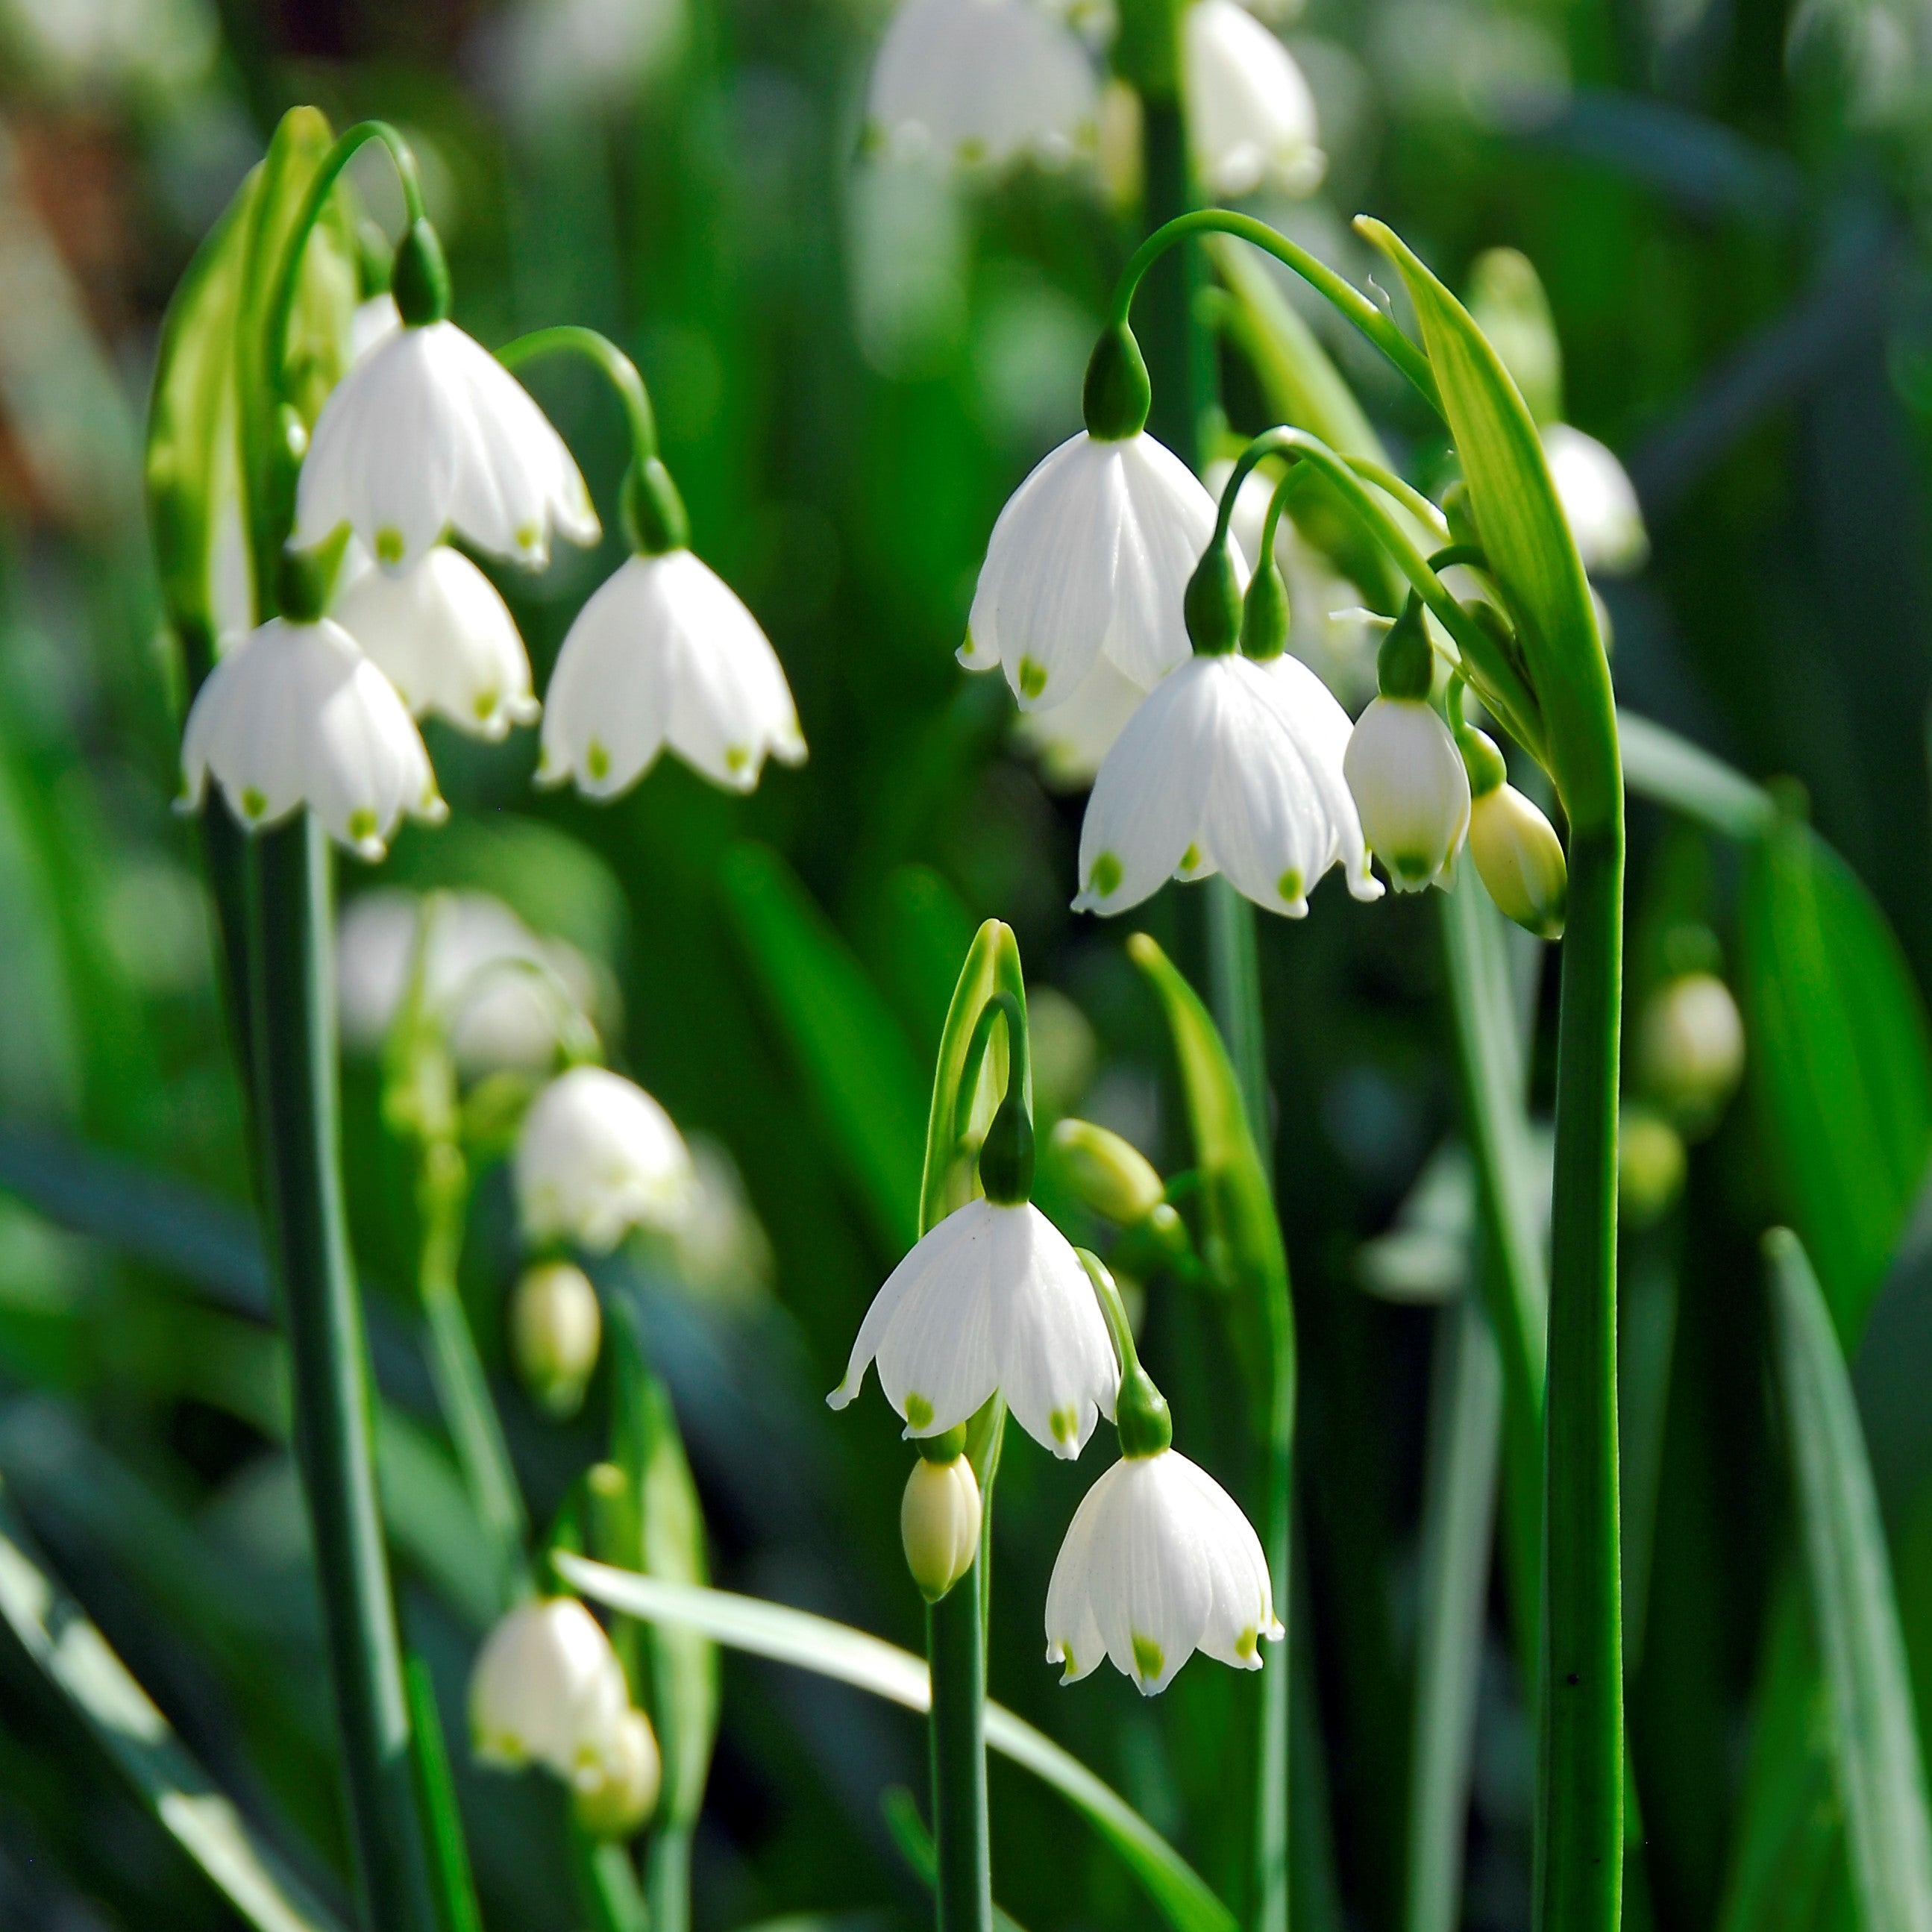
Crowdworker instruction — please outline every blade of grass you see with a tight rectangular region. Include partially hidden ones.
[403,1656,483,1932]
[554,1558,1239,1932]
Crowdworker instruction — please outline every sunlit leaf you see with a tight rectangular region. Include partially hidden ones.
[556,1558,1238,1932]
[0,1481,347,1932]
[1766,1229,1932,1932]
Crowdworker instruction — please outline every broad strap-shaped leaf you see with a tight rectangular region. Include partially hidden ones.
[1766,1229,1932,1932]
[918,918,1027,1236]
[721,842,926,1254]
[1617,711,1775,841]
[556,1558,1238,1932]
[0,1482,347,1932]
[1360,222,1616,830]
[1742,820,1932,1341]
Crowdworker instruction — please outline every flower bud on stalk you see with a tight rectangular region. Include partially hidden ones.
[1458,726,1567,940]
[1618,1104,1687,1228]
[1050,1118,1166,1226]
[573,1707,662,1840]
[901,1434,983,1604]
[1639,970,1745,1138]
[511,1262,603,1417]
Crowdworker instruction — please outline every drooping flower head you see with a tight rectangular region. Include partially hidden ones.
[179,595,445,861]
[294,219,599,574]
[469,1597,632,1788]
[515,1064,696,1252]
[865,0,1100,173]
[1185,0,1326,200]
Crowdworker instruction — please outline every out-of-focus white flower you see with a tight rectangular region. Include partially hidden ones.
[515,1064,696,1252]
[349,293,401,364]
[336,888,596,1075]
[1639,971,1745,1133]
[333,544,538,740]
[1045,1446,1282,1694]
[670,1136,775,1302]
[965,431,1226,710]
[573,1707,662,1839]
[538,550,806,800]
[1185,0,1325,199]
[294,320,599,574]
[1344,697,1470,891]
[1543,422,1648,577]
[179,617,444,860]
[470,1597,631,1787]
[865,0,1100,172]
[1013,654,1147,788]
[511,1261,604,1417]
[479,0,687,125]
[901,1454,983,1602]
[829,1196,1119,1458]
[1074,652,1379,917]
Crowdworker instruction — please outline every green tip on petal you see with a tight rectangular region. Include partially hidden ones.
[1277,869,1303,904]
[375,527,404,567]
[1017,656,1048,700]
[240,788,266,821]
[1089,851,1123,898]
[1132,1635,1164,1685]
[903,1393,934,1431]
[586,741,610,782]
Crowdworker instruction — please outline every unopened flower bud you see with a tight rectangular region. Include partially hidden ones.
[572,1707,661,1839]
[1619,1104,1686,1227]
[512,1262,603,1417]
[900,1455,982,1603]
[1639,971,1745,1137]
[1467,780,1567,940]
[1050,1118,1165,1226]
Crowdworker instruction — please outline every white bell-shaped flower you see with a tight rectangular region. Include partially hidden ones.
[1013,654,1147,789]
[470,1597,632,1788]
[179,615,445,861]
[829,1196,1119,1458]
[515,1064,696,1252]
[965,430,1228,710]
[1185,0,1325,200]
[349,293,401,364]
[1344,696,1471,892]
[865,0,1100,172]
[333,545,539,740]
[294,320,599,574]
[1045,1446,1283,1694]
[1074,651,1380,918]
[537,549,806,799]
[1543,422,1648,577]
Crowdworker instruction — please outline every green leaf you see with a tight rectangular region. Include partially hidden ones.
[555,1558,1238,1932]
[404,1655,484,1932]
[0,1480,347,1932]
[918,918,1026,1236]
[721,842,926,1254]
[1359,221,1616,830]
[1741,818,1932,1340]
[1618,711,1776,842]
[1766,1229,1932,1932]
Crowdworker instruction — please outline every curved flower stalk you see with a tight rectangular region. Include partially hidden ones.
[1184,0,1324,199]
[865,0,1101,172]
[500,327,808,803]
[332,542,539,740]
[515,1064,698,1253]
[1047,1252,1282,1695]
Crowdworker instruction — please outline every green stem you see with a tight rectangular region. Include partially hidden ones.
[571,1825,649,1932]
[1535,826,1625,1932]
[497,325,664,464]
[929,1551,992,1932]
[1206,880,1270,1155]
[1109,210,1440,415]
[248,815,430,1932]
[646,1826,693,1932]
[415,1139,530,1610]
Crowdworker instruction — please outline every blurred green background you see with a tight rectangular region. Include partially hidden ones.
[0,0,1928,1928]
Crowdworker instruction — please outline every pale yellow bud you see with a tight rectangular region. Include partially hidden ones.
[1050,1117,1165,1226]
[511,1262,603,1417]
[1468,783,1567,939]
[1639,972,1745,1138]
[900,1456,982,1604]
[572,1707,661,1840]
[1619,1105,1686,1228]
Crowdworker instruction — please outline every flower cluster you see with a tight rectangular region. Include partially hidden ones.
[180,206,805,862]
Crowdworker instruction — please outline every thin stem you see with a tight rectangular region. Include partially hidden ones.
[1108,210,1440,415]
[1534,826,1625,1932]
[415,1140,530,1610]
[248,815,430,1932]
[264,121,426,416]
[645,1828,692,1932]
[1207,879,1270,1153]
[498,325,663,463]
[1344,456,1450,539]
[928,1561,992,1932]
